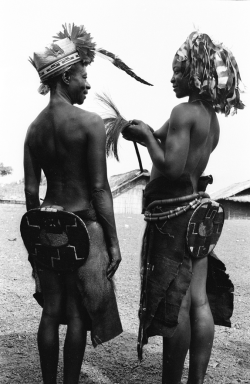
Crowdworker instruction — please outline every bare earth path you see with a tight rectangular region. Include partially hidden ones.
[0,204,249,383]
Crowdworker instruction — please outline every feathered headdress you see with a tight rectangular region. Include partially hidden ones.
[29,23,153,95]
[95,49,152,86]
[175,31,245,116]
[53,23,96,63]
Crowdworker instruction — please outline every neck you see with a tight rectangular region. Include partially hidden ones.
[188,92,213,107]
[50,85,73,105]
[188,89,204,103]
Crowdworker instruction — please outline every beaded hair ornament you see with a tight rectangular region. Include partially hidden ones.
[175,31,244,116]
[29,23,153,95]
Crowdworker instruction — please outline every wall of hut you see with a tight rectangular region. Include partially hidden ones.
[218,200,250,220]
[112,180,147,214]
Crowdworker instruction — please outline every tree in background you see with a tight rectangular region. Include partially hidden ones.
[0,163,13,177]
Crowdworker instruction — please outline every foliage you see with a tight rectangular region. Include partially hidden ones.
[0,163,13,177]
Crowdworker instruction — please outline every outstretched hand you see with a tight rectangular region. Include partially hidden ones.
[122,119,154,146]
[107,244,122,279]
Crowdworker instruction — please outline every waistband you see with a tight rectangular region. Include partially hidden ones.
[144,192,210,222]
[41,204,97,222]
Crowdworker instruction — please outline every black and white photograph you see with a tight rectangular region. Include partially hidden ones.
[0,1,249,383]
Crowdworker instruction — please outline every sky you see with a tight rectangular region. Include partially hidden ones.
[0,0,249,193]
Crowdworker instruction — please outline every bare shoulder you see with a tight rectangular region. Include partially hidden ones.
[170,102,196,126]
[25,114,43,143]
[73,106,105,133]
[171,102,217,126]
[26,105,51,136]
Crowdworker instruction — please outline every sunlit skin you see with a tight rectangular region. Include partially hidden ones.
[24,62,121,384]
[62,64,90,105]
[25,62,121,276]
[171,56,190,98]
[123,56,220,384]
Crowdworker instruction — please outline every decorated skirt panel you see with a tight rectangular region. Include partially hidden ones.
[21,208,123,347]
[138,176,233,360]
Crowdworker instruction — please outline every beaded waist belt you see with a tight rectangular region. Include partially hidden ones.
[144,192,210,222]
[144,193,225,258]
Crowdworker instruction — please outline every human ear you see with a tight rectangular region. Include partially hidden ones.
[62,71,70,85]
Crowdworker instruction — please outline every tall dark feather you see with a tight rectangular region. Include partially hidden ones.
[96,49,153,86]
[96,93,130,161]
[28,57,37,69]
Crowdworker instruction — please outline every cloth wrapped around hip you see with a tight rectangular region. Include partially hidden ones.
[138,175,234,359]
[21,206,123,347]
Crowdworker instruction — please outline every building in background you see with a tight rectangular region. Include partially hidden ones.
[110,169,150,214]
[211,180,250,220]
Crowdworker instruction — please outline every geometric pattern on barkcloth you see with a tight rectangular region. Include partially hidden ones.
[20,209,89,272]
[186,199,224,259]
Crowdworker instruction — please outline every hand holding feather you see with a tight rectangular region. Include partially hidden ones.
[96,93,153,163]
[122,120,154,146]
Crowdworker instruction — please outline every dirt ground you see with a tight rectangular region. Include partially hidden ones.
[0,204,249,383]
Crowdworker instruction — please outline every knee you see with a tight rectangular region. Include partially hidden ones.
[41,309,62,326]
[42,298,64,321]
[65,301,86,328]
[190,296,214,328]
[67,315,84,327]
[191,294,209,310]
[66,316,88,336]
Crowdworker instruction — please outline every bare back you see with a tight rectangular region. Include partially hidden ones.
[24,61,121,280]
[152,101,220,192]
[25,99,106,211]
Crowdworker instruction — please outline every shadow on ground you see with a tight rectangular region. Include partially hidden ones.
[0,330,163,384]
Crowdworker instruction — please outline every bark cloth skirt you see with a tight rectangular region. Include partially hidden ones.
[28,207,123,347]
[138,175,234,359]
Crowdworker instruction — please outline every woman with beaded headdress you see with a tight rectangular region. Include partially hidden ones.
[120,31,244,384]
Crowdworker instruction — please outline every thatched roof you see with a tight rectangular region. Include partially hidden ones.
[109,169,150,190]
[225,195,250,203]
[109,169,150,198]
[211,180,250,202]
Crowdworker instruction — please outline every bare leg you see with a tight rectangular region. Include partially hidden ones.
[63,319,87,384]
[37,269,64,384]
[162,290,191,384]
[38,313,60,384]
[187,257,214,384]
[63,273,87,384]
